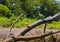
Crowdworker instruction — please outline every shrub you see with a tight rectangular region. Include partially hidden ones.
[0,16,17,28]
[0,4,12,18]
[0,17,11,27]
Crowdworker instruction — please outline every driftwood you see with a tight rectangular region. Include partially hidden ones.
[20,13,60,36]
[3,13,60,42]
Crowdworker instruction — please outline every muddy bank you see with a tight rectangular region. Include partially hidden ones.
[0,28,60,42]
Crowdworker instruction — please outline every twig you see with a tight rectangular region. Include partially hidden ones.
[8,14,24,37]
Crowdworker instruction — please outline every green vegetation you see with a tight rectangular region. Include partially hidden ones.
[0,16,60,30]
[0,4,12,18]
[0,0,60,29]
[36,21,60,30]
[0,0,60,18]
[0,17,36,28]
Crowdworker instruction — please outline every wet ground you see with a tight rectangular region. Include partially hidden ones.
[0,28,60,39]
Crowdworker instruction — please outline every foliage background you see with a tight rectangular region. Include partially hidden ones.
[0,0,60,29]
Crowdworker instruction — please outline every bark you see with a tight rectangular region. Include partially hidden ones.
[20,14,60,36]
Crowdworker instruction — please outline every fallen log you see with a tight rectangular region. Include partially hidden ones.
[20,13,60,36]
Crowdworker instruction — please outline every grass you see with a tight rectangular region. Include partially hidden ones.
[36,21,60,30]
[0,17,36,28]
[14,18,36,28]
[0,17,60,30]
[47,21,60,29]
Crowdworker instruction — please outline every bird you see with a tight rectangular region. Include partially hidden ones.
[38,12,45,19]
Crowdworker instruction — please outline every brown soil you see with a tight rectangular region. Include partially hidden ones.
[0,28,59,38]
